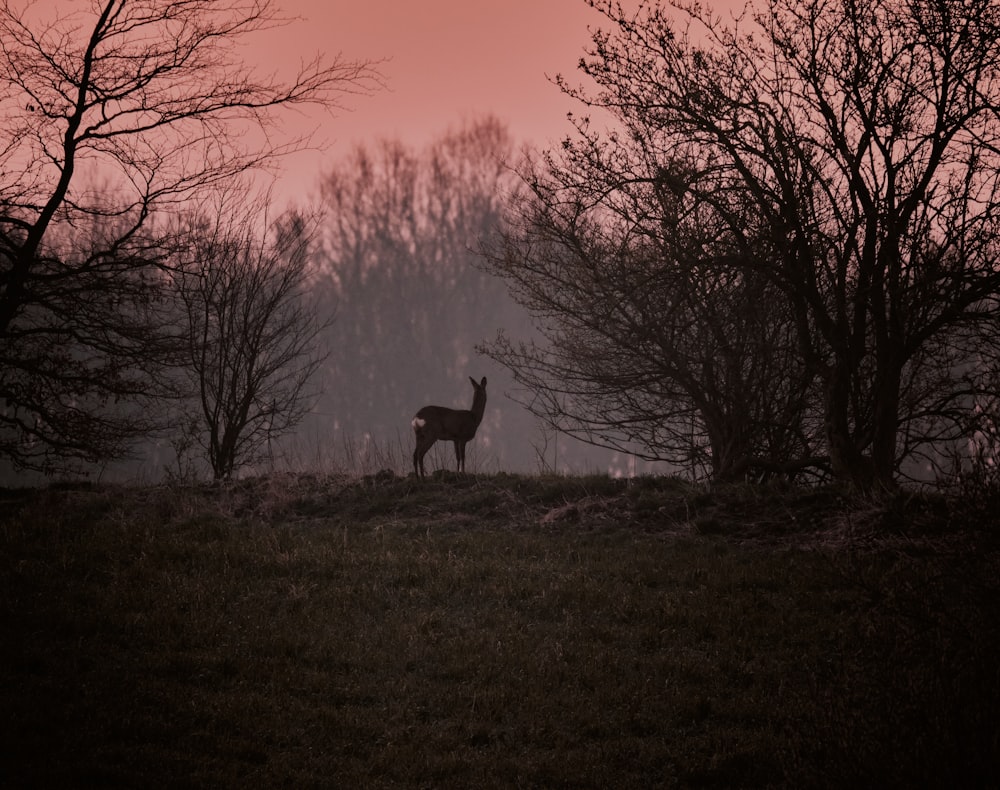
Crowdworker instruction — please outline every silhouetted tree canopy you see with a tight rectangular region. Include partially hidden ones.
[482,0,1000,489]
[0,0,379,473]
[481,154,823,482]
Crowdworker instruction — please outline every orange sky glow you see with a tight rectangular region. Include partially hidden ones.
[263,0,745,201]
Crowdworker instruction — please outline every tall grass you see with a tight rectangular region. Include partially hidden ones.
[1,476,998,788]
[259,429,505,480]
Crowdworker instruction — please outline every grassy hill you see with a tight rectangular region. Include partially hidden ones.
[2,473,998,788]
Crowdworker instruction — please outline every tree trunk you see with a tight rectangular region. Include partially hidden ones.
[869,356,902,491]
[824,361,875,490]
[705,412,752,483]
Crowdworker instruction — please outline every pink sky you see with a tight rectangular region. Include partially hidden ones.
[263,0,744,199]
[273,1,610,148]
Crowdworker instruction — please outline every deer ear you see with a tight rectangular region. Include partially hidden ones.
[480,377,487,387]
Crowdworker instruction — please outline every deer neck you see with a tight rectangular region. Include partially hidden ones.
[471,392,487,425]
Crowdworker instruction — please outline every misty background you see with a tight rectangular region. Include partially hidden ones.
[272,116,647,480]
[3,117,650,485]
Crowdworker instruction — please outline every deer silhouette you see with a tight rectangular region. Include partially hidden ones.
[412,377,487,477]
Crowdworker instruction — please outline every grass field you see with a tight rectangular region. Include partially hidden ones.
[2,473,998,788]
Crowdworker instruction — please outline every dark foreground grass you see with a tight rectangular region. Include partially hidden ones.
[1,474,998,788]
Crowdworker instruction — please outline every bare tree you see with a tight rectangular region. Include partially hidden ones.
[173,190,328,480]
[485,0,1000,489]
[480,151,822,483]
[0,0,379,473]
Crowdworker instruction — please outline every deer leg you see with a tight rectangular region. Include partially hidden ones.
[455,440,468,473]
[414,435,436,478]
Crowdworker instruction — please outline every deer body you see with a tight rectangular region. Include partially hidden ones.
[412,377,487,477]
